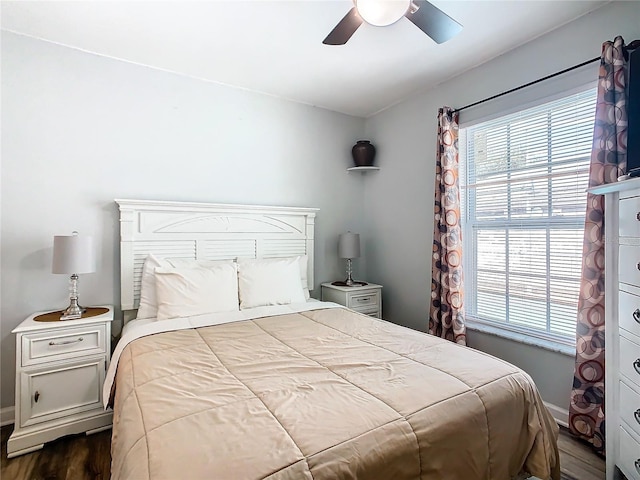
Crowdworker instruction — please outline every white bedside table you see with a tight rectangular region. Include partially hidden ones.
[321,283,382,318]
[7,305,114,458]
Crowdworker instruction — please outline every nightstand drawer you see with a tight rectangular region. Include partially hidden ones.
[348,291,380,309]
[352,306,380,318]
[20,357,105,428]
[22,324,107,367]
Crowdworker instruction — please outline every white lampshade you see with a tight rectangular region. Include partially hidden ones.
[338,232,361,259]
[52,233,96,274]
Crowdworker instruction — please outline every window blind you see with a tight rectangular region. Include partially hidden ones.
[460,88,597,344]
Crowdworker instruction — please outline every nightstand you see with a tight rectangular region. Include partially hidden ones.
[7,305,114,458]
[321,283,382,318]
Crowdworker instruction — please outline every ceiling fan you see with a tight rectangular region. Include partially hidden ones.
[323,0,462,46]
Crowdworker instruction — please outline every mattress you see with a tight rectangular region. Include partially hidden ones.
[107,304,560,480]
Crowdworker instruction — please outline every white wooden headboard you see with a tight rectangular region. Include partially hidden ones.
[116,199,318,320]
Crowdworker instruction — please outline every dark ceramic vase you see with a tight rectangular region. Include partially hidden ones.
[352,140,376,167]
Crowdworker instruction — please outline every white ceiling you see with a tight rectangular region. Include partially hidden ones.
[1,0,609,117]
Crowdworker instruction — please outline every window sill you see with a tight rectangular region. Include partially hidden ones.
[465,320,576,357]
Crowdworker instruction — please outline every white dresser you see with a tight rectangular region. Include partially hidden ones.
[7,306,114,458]
[592,179,640,480]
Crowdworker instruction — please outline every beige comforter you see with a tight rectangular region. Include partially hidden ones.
[110,307,560,480]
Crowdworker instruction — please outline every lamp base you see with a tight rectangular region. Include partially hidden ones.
[343,258,358,287]
[60,299,86,321]
[331,280,368,287]
[60,273,87,320]
[332,258,368,287]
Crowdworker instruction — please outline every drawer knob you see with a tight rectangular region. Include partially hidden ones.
[635,408,640,425]
[635,309,640,324]
[637,262,640,271]
[49,337,83,346]
[635,358,640,374]
[34,391,40,403]
[636,212,640,221]
[636,459,640,475]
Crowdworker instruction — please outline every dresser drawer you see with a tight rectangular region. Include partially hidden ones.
[621,335,640,389]
[619,196,640,238]
[620,289,640,337]
[620,245,640,287]
[348,290,380,309]
[619,426,640,480]
[19,357,105,428]
[621,380,640,438]
[21,324,107,367]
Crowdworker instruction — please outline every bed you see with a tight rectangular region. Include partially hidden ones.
[105,199,560,480]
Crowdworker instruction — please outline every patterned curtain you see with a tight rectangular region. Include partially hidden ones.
[569,36,629,454]
[430,107,467,345]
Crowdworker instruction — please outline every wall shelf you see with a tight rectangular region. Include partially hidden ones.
[347,166,380,172]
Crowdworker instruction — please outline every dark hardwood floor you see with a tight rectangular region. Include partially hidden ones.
[556,426,606,480]
[1,425,111,480]
[0,424,604,480]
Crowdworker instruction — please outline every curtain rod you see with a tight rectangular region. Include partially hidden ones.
[454,39,640,115]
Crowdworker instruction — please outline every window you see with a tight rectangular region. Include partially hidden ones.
[460,88,597,347]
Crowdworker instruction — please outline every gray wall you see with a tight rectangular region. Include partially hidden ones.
[0,31,367,410]
[362,1,640,411]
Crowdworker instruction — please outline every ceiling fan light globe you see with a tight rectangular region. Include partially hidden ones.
[355,0,411,27]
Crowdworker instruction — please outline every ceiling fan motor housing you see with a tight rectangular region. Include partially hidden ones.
[355,0,411,26]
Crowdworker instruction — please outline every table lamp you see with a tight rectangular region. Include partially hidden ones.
[333,232,366,287]
[52,231,96,320]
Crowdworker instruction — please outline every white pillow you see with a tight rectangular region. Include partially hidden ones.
[136,253,169,320]
[154,263,239,320]
[237,257,306,309]
[136,255,234,319]
[237,255,310,300]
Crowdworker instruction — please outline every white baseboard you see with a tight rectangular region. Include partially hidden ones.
[1,406,15,427]
[544,401,569,428]
[0,406,16,427]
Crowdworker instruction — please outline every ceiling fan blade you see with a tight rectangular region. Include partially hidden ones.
[323,7,363,45]
[405,0,462,44]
